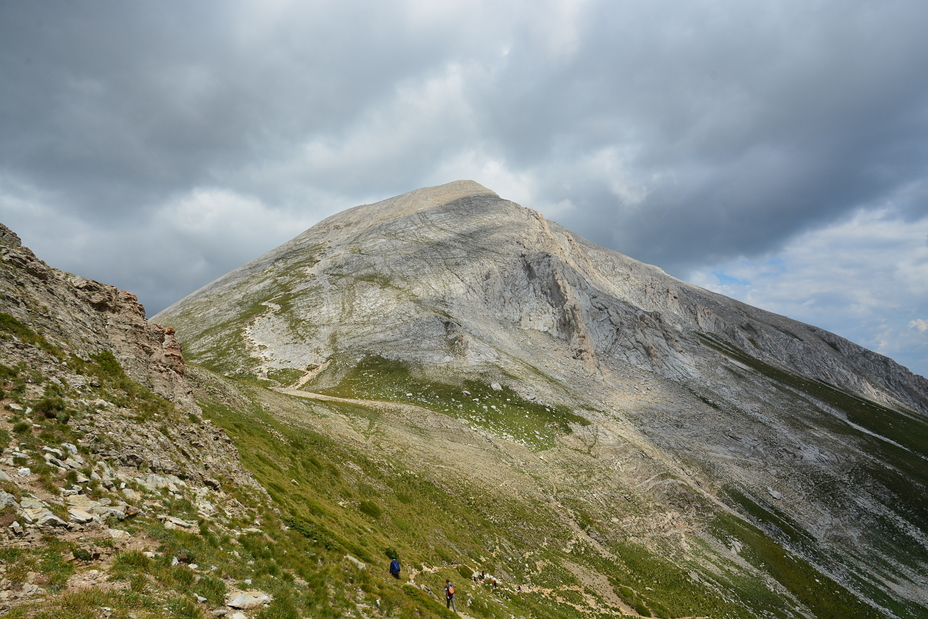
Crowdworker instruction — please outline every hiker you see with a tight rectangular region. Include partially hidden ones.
[389,556,400,579]
[444,579,457,612]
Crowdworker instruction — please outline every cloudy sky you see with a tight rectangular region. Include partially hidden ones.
[2,1,928,377]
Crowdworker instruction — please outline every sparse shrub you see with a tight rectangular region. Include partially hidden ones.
[39,473,57,493]
[89,350,124,379]
[358,500,381,519]
[194,574,227,604]
[44,382,64,398]
[0,362,17,380]
[651,601,671,618]
[34,396,65,418]
[112,550,152,574]
[72,548,94,562]
[256,591,301,619]
[0,428,9,451]
[171,564,196,587]
[37,588,100,617]
[12,421,30,434]
[0,313,63,359]
[38,547,74,592]
[166,595,202,619]
[31,462,55,477]
[634,602,652,617]
[38,428,57,442]
[435,546,454,564]
[129,573,148,593]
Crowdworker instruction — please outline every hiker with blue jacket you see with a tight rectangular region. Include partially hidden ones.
[389,556,400,579]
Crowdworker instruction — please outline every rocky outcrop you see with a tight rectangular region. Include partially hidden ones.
[0,222,268,615]
[0,222,194,410]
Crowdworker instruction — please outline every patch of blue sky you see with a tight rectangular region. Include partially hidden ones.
[711,270,751,287]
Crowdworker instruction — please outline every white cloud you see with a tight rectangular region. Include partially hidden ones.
[160,188,307,239]
[689,207,928,376]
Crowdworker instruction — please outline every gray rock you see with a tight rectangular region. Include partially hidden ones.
[19,496,46,511]
[227,592,271,609]
[36,513,68,528]
[163,515,195,529]
[67,507,96,524]
[43,454,65,468]
[0,491,15,508]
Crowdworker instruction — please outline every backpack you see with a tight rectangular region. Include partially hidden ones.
[390,559,400,574]
[447,585,454,595]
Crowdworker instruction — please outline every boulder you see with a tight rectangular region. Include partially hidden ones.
[227,591,271,609]
[68,507,96,524]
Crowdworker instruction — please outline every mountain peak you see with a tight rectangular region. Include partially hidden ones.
[311,179,500,235]
[153,185,928,616]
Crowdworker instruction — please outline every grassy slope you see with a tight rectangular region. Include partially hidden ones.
[2,303,907,617]
[185,356,896,619]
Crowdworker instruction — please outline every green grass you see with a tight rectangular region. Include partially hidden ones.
[188,366,816,619]
[313,354,590,450]
[3,300,910,619]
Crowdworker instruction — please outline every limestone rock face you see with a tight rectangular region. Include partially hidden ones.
[156,181,928,613]
[156,181,927,415]
[0,222,193,410]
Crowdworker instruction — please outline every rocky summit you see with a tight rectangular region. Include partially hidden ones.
[1,181,927,618]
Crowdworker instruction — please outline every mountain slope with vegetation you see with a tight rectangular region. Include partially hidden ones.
[0,177,926,618]
[155,181,928,618]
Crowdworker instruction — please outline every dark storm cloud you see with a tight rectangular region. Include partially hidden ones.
[0,0,491,219]
[2,0,928,372]
[470,1,928,270]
